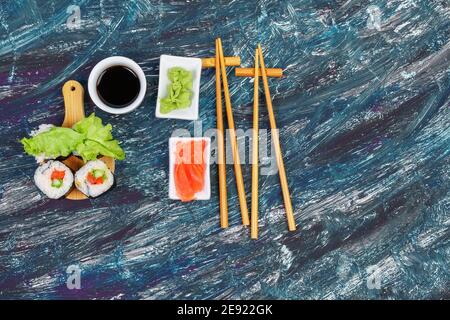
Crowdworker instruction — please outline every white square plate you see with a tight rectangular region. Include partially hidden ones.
[169,137,211,201]
[155,55,202,120]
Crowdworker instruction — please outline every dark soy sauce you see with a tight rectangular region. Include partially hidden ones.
[97,66,140,108]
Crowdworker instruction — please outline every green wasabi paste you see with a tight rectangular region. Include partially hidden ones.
[160,67,193,114]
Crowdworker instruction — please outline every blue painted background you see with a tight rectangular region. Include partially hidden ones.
[0,0,449,299]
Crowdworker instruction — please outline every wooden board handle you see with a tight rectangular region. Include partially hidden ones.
[62,80,85,128]
[202,56,240,68]
[235,68,283,78]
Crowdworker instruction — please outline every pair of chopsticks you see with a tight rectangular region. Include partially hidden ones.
[214,39,295,238]
[251,44,296,239]
[215,38,250,228]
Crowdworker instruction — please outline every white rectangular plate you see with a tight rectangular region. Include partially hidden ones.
[169,137,211,201]
[155,55,202,120]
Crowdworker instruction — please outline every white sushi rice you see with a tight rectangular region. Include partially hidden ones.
[34,160,74,199]
[74,160,114,197]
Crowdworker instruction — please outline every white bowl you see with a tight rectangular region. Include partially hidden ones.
[168,137,211,200]
[155,55,202,120]
[88,56,147,114]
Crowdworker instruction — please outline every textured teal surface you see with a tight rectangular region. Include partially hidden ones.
[0,0,449,299]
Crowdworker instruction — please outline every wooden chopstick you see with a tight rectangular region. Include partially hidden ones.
[235,67,283,78]
[251,48,260,239]
[257,44,296,231]
[217,38,250,226]
[215,40,229,228]
[203,56,240,69]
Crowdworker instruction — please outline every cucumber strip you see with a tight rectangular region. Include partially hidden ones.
[92,169,104,179]
[51,179,63,188]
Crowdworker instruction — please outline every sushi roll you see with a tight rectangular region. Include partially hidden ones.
[74,160,114,197]
[34,160,74,199]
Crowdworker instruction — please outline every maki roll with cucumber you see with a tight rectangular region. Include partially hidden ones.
[74,160,114,197]
[34,161,74,199]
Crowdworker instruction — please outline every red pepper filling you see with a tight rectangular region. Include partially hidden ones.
[51,170,66,180]
[87,172,103,185]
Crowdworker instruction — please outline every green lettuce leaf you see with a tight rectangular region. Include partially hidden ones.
[75,140,124,161]
[21,113,125,162]
[73,113,113,142]
[21,127,83,158]
[73,113,125,161]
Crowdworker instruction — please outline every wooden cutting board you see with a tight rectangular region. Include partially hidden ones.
[61,80,115,200]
